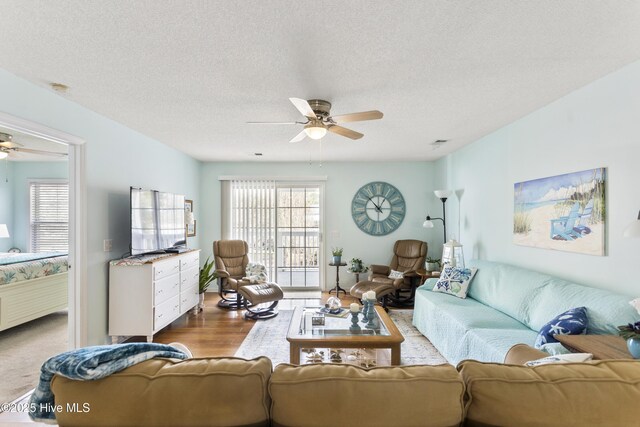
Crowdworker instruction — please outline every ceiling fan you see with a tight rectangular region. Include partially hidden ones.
[248,98,383,143]
[0,132,68,159]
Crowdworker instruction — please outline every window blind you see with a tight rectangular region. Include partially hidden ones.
[230,180,276,279]
[30,181,69,253]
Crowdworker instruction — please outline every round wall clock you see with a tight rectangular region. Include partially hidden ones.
[351,181,406,236]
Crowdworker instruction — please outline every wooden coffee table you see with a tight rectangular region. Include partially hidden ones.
[286,305,404,365]
[555,334,633,360]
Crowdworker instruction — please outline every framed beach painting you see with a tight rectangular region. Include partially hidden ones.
[513,168,606,256]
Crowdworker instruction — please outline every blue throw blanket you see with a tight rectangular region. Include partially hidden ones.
[28,343,189,423]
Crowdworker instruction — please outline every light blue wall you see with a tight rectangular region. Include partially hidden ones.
[0,68,201,344]
[199,162,440,289]
[435,60,640,296]
[0,161,14,251]
[9,161,68,252]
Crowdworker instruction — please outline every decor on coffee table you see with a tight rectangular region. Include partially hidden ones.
[513,167,606,255]
[287,305,404,365]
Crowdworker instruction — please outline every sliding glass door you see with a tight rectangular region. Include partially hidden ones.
[229,180,323,289]
[276,185,321,288]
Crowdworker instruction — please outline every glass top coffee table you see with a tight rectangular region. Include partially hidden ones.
[286,305,404,365]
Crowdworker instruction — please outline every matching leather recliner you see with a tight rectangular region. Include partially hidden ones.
[213,240,252,310]
[351,239,427,307]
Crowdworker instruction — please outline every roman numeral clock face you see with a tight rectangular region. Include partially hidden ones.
[351,182,406,236]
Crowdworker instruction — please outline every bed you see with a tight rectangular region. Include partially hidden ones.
[0,252,69,332]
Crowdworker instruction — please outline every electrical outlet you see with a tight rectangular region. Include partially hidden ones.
[103,239,113,252]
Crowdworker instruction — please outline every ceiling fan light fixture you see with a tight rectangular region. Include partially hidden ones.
[304,123,327,140]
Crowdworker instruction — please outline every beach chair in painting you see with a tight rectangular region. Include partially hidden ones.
[572,199,594,235]
[549,202,582,240]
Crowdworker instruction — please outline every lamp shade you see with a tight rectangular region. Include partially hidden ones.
[0,151,8,160]
[434,189,452,200]
[0,224,9,238]
[304,124,327,140]
[624,210,640,238]
[422,220,434,228]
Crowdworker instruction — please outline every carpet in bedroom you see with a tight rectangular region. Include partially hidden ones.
[0,311,68,405]
[234,309,447,365]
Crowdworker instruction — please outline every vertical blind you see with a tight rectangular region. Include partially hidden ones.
[30,181,69,253]
[230,180,276,279]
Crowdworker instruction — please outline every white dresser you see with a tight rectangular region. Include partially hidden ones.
[109,250,200,343]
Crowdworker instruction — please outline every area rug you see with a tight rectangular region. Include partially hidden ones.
[234,310,447,366]
[0,311,68,404]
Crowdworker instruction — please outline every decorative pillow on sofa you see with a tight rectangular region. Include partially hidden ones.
[244,262,269,284]
[388,270,404,279]
[432,267,478,299]
[534,307,588,349]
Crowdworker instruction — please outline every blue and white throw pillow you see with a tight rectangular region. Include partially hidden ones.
[534,307,588,349]
[432,267,478,299]
[244,262,269,284]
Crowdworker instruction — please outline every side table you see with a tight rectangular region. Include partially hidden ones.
[328,262,347,296]
[416,269,441,285]
[555,334,633,360]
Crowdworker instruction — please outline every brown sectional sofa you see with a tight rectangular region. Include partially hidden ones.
[50,346,640,427]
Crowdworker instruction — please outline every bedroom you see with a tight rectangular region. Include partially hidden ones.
[0,129,69,403]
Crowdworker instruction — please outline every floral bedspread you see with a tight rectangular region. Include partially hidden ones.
[0,255,68,285]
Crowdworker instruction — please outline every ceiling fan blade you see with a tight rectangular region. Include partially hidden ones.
[0,141,23,149]
[289,98,317,120]
[330,110,383,123]
[289,130,307,143]
[13,147,68,157]
[327,125,363,140]
[247,121,303,125]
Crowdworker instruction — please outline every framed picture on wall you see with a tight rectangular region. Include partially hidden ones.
[185,199,196,237]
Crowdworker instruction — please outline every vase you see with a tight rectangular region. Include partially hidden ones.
[198,293,205,311]
[332,256,342,265]
[426,262,439,272]
[627,337,640,359]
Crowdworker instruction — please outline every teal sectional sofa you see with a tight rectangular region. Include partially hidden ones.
[413,260,637,365]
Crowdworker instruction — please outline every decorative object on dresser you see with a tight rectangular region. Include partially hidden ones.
[423,189,452,243]
[185,199,196,237]
[109,250,200,343]
[513,168,606,255]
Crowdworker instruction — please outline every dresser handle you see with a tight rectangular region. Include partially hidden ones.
[158,313,163,318]
[157,269,163,275]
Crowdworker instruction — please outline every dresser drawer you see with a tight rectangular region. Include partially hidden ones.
[154,258,180,281]
[154,295,180,331]
[180,252,199,271]
[154,273,180,305]
[180,285,199,313]
[181,266,199,291]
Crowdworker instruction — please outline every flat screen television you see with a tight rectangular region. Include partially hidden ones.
[130,187,186,255]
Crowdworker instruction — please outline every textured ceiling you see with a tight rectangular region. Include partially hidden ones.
[1,1,639,162]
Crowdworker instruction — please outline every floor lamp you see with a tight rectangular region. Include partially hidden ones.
[423,189,452,243]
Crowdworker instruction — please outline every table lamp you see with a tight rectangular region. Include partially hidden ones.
[0,224,9,239]
[624,210,640,238]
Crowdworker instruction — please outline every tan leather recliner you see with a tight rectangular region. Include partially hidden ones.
[213,240,252,309]
[351,239,427,308]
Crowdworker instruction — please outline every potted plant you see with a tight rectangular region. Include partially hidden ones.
[331,247,343,265]
[197,257,217,312]
[618,321,640,358]
[348,257,369,273]
[425,256,441,272]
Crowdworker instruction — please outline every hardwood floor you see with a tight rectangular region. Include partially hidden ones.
[141,291,359,357]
